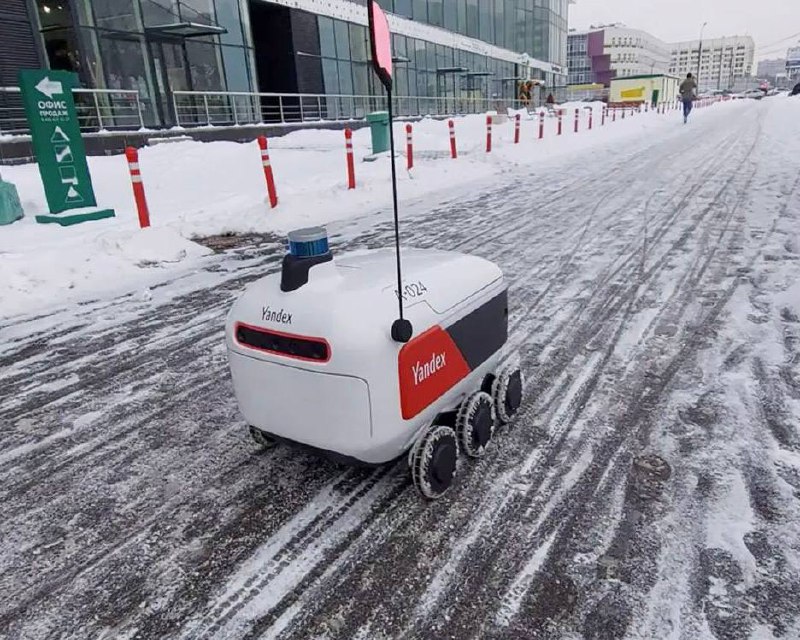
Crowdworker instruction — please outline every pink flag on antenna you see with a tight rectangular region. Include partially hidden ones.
[368,0,392,90]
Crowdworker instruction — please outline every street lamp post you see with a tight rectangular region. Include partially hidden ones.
[697,21,708,91]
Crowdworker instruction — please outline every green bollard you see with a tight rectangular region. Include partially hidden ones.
[366,111,390,154]
[0,172,24,225]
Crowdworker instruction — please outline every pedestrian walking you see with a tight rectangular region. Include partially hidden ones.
[679,73,698,124]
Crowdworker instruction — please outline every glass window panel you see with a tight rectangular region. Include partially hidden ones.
[216,0,245,46]
[479,1,492,42]
[466,0,479,39]
[457,0,467,34]
[415,40,427,69]
[98,34,153,91]
[141,0,175,26]
[322,57,340,93]
[319,17,336,58]
[395,66,408,95]
[185,40,224,91]
[394,0,412,17]
[90,0,140,31]
[350,24,367,62]
[221,45,250,91]
[334,19,350,60]
[393,35,407,59]
[413,0,427,23]
[493,0,504,47]
[180,0,215,23]
[337,60,354,93]
[37,0,74,29]
[444,0,457,30]
[352,62,369,95]
[429,0,444,27]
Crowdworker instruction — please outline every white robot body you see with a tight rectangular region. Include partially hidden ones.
[226,245,509,465]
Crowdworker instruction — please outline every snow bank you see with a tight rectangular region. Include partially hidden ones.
[0,100,741,319]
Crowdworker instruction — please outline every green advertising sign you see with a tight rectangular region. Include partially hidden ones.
[18,69,114,226]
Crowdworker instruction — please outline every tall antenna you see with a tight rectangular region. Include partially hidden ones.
[368,0,412,343]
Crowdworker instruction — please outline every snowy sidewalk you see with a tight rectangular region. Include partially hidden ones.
[1,99,734,318]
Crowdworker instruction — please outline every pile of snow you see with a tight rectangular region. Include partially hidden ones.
[0,99,739,319]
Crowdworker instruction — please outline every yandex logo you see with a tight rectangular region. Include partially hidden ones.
[398,326,470,420]
[412,352,446,385]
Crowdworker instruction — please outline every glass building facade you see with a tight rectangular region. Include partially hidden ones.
[313,0,568,103]
[21,0,569,127]
[30,0,256,126]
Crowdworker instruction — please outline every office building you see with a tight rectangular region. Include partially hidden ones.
[669,36,755,91]
[0,0,571,129]
[568,24,670,87]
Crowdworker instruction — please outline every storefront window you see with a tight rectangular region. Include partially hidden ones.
[185,40,224,91]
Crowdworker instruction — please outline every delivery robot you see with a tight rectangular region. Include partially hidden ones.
[225,226,523,499]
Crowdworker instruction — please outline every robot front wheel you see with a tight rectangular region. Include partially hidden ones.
[410,365,524,500]
[249,425,278,449]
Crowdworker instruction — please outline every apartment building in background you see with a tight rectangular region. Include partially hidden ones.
[669,36,755,91]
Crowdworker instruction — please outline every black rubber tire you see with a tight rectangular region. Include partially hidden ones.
[410,425,459,499]
[249,425,277,449]
[456,391,496,458]
[492,366,523,424]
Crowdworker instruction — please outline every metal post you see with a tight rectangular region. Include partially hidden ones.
[93,91,103,130]
[299,97,305,122]
[203,94,210,125]
[279,96,285,123]
[232,95,239,125]
[136,93,145,130]
[172,91,180,127]
[317,96,322,120]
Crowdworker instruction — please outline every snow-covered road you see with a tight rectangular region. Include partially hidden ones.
[2,98,800,640]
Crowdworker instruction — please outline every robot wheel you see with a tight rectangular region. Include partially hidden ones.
[410,424,459,500]
[249,425,278,449]
[456,391,496,458]
[492,365,524,424]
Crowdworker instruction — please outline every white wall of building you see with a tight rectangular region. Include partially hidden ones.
[669,36,755,91]
[603,25,671,78]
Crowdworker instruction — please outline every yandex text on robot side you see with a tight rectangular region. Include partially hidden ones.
[412,352,447,386]
[261,306,292,325]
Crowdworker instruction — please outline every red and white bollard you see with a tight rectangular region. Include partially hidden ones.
[125,146,150,228]
[486,115,493,153]
[601,107,606,126]
[448,119,457,159]
[405,123,413,171]
[574,108,580,133]
[344,128,355,189]
[613,108,617,122]
[588,107,593,130]
[514,113,521,144]
[256,135,278,209]
[557,110,563,135]
[538,112,545,139]
[622,107,626,120]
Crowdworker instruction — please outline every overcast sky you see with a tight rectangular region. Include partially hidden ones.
[569,0,800,60]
